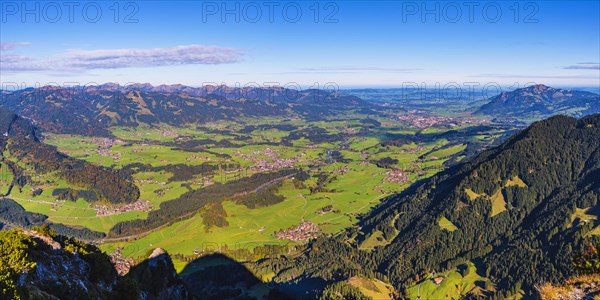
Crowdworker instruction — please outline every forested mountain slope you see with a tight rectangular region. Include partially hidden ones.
[0,108,139,240]
[0,107,139,204]
[257,114,600,298]
[0,109,39,140]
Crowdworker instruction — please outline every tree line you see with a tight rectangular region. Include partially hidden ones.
[109,169,299,237]
[5,136,139,204]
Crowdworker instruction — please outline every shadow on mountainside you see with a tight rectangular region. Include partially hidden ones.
[125,248,193,300]
[180,253,326,300]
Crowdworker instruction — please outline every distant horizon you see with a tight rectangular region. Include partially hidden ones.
[1,81,599,94]
[2,1,599,87]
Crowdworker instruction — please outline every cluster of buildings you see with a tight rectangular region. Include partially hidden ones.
[91,138,124,159]
[95,200,152,216]
[133,178,167,186]
[402,146,426,153]
[201,177,215,186]
[239,148,300,172]
[358,153,371,165]
[109,247,135,276]
[275,221,320,242]
[333,166,352,175]
[186,155,212,162]
[344,127,357,134]
[384,169,409,183]
[96,148,122,160]
[161,130,178,137]
[394,113,485,128]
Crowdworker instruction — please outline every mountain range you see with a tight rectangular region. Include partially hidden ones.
[1,84,597,138]
[0,84,371,136]
[477,84,600,119]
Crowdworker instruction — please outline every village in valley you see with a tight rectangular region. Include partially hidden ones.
[95,200,152,217]
[275,221,320,242]
[238,148,301,172]
[393,112,486,128]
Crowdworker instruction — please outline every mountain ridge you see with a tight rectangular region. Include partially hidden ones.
[0,84,372,136]
[477,84,600,118]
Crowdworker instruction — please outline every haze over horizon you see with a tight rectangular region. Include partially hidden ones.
[1,1,599,88]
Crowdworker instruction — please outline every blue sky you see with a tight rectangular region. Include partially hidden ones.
[1,1,599,89]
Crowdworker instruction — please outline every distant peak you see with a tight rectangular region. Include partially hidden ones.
[125,82,154,89]
[527,84,553,92]
[531,84,550,88]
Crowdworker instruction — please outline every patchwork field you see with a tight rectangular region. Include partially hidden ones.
[0,115,509,271]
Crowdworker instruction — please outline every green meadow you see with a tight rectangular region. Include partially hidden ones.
[21,118,489,268]
[438,216,458,232]
[406,262,494,299]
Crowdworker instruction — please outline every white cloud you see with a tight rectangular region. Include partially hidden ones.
[563,63,600,70]
[65,45,243,69]
[0,42,31,51]
[0,44,243,73]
